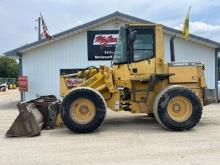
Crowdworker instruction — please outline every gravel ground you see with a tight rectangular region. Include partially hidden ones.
[0,90,220,165]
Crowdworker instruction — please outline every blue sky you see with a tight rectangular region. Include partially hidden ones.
[0,0,220,54]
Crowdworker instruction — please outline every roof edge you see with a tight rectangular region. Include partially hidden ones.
[4,11,121,56]
[5,11,220,56]
[117,12,220,48]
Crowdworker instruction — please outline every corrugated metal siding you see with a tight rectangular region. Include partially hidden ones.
[164,34,215,89]
[22,19,216,101]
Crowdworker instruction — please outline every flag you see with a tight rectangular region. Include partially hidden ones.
[182,6,191,39]
[40,13,53,40]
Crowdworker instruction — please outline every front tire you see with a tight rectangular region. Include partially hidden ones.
[61,87,106,133]
[154,85,202,131]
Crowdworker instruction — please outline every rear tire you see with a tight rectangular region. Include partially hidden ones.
[154,85,202,131]
[61,87,106,133]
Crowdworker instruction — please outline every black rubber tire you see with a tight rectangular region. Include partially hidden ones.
[154,85,202,131]
[61,87,106,133]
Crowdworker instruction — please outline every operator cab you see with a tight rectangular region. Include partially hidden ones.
[113,24,155,65]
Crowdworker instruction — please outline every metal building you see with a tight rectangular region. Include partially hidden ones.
[5,12,220,101]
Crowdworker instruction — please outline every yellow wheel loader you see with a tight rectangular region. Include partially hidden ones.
[60,24,216,133]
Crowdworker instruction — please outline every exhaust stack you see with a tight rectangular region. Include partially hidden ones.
[170,35,176,62]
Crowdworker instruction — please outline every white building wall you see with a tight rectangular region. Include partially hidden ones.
[22,20,128,100]
[22,19,216,101]
[164,34,216,89]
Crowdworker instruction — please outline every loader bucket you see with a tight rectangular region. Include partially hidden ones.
[6,103,42,137]
[6,95,61,137]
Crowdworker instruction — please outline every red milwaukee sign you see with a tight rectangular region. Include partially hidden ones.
[93,34,118,47]
[18,76,28,92]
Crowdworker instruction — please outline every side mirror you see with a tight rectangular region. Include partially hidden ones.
[128,30,137,42]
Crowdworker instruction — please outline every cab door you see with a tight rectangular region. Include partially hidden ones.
[129,27,156,80]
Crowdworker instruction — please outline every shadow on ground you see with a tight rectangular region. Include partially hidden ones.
[48,115,168,137]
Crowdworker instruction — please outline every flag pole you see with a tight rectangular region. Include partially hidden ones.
[38,16,41,41]
[188,6,191,16]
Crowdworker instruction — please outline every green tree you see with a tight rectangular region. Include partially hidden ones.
[0,56,19,78]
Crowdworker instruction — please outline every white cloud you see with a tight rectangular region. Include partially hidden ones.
[175,21,220,33]
[191,22,220,33]
[1,0,220,53]
[175,21,220,41]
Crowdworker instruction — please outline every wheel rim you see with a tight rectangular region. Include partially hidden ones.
[70,98,96,124]
[167,96,193,122]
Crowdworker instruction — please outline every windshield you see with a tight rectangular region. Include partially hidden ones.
[112,27,126,64]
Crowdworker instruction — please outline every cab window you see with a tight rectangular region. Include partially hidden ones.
[133,29,154,61]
